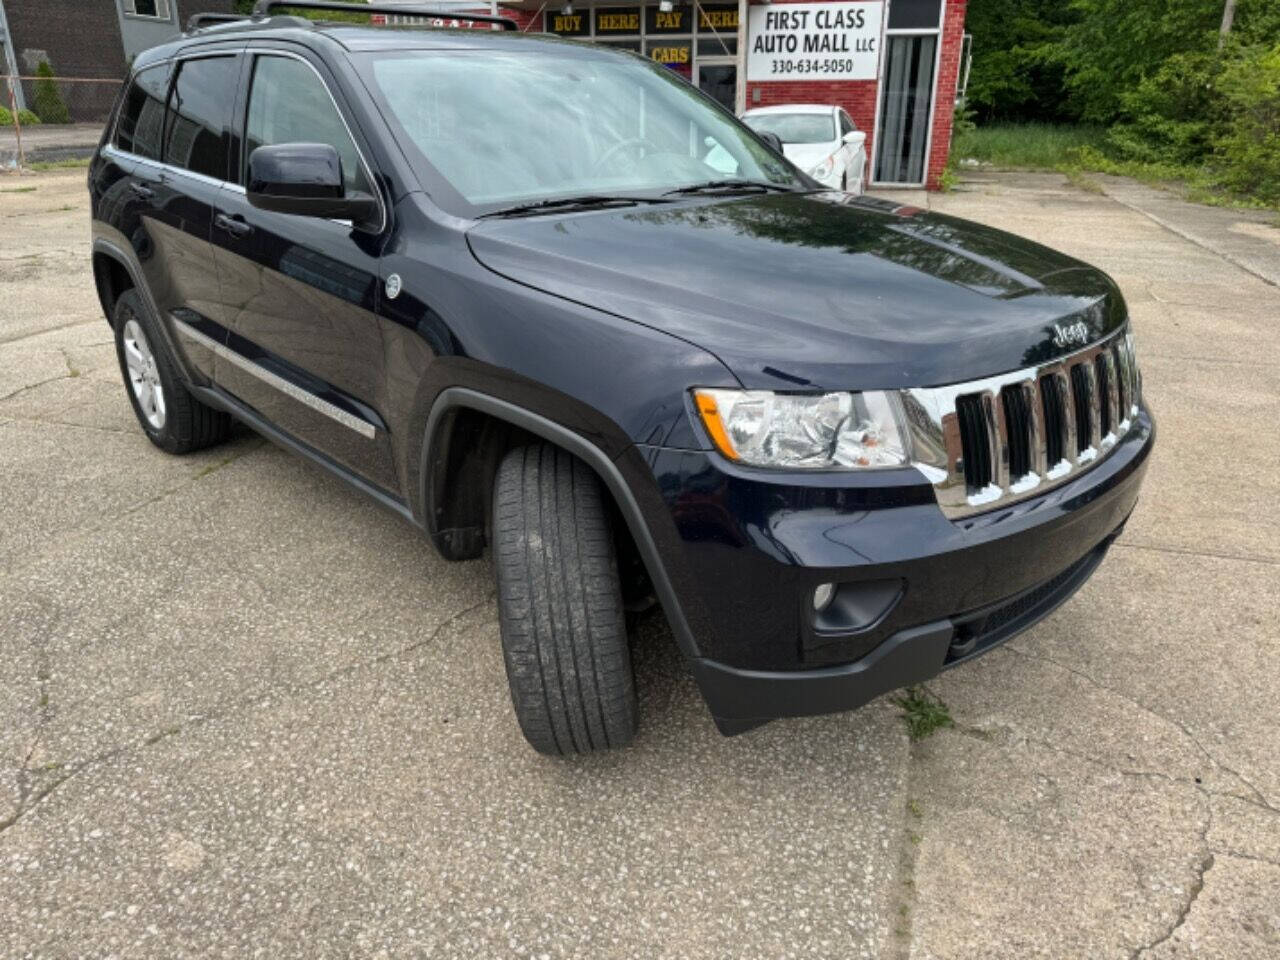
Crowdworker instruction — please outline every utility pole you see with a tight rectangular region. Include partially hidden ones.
[1218,0,1237,51]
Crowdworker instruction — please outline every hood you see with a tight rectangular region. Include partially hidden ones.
[782,142,838,171]
[466,192,1126,391]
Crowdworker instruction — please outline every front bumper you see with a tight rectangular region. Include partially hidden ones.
[636,409,1155,731]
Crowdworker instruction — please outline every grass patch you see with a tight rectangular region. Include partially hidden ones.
[0,185,37,193]
[25,158,91,171]
[953,123,1108,170]
[893,686,954,741]
[952,122,1278,212]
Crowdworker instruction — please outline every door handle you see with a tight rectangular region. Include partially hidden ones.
[128,181,154,199]
[214,213,253,238]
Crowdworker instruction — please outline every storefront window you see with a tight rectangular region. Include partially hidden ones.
[545,3,738,103]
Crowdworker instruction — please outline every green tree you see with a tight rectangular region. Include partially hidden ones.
[232,0,371,21]
[1058,0,1224,124]
[1216,43,1280,203]
[32,61,70,124]
[965,0,1078,123]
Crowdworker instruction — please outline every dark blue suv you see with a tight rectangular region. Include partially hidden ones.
[89,2,1154,754]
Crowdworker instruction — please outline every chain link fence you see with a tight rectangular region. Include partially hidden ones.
[2,75,123,168]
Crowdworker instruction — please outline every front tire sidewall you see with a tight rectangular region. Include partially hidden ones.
[492,444,639,756]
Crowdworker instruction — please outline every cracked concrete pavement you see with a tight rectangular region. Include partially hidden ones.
[2,167,1278,957]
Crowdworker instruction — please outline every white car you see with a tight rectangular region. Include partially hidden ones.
[741,104,868,194]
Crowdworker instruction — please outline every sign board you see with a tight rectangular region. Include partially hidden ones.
[545,10,589,35]
[746,1,884,82]
[595,7,641,34]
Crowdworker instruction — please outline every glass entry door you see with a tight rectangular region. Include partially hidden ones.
[697,61,736,113]
[874,34,937,185]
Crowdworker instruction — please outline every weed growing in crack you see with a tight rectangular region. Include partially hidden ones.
[894,686,954,741]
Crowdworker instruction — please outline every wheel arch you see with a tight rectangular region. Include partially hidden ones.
[419,387,699,658]
[92,247,136,327]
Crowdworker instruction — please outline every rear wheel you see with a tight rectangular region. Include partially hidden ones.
[112,288,230,454]
[492,443,638,755]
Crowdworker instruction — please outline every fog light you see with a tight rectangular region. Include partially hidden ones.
[813,583,836,612]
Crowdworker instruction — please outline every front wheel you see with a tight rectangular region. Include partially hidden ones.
[492,444,638,755]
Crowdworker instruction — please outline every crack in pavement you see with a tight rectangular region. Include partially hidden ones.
[0,318,98,347]
[1114,540,1280,569]
[1132,848,1214,959]
[1002,644,1278,816]
[935,709,1245,960]
[2,415,134,435]
[0,596,496,838]
[0,372,76,404]
[1104,190,1278,290]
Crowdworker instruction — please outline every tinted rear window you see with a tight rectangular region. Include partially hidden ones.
[115,64,170,160]
[164,56,237,180]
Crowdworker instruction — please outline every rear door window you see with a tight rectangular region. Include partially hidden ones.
[164,56,238,180]
[115,63,171,160]
[243,54,370,195]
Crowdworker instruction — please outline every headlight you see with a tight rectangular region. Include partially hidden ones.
[693,389,911,469]
[808,156,835,178]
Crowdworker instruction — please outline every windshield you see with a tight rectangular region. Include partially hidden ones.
[359,46,802,215]
[743,113,836,145]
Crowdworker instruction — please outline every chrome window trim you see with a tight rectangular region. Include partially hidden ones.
[174,318,377,440]
[242,48,388,234]
[108,47,388,233]
[104,144,230,191]
[903,326,1141,520]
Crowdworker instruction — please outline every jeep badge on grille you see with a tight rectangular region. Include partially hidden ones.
[1052,321,1090,349]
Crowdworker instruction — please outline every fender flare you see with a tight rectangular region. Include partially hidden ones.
[420,387,700,659]
[91,237,200,387]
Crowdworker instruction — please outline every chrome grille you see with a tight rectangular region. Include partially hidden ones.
[904,326,1141,519]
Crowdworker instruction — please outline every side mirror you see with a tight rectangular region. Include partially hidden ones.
[843,130,866,146]
[247,143,379,228]
[758,131,784,155]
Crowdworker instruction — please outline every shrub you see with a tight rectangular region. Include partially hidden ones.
[32,61,70,124]
[0,106,10,126]
[17,108,41,126]
[1217,44,1280,204]
[1107,51,1225,166]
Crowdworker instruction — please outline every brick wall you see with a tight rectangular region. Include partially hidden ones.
[923,0,966,190]
[5,0,129,79]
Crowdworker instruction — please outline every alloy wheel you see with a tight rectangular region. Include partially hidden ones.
[122,317,166,430]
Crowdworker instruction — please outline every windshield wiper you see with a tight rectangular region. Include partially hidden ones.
[477,195,670,219]
[662,179,799,197]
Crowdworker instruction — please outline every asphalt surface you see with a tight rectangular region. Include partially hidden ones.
[1,167,1278,958]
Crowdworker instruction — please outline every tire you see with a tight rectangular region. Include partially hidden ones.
[492,443,638,755]
[113,288,231,454]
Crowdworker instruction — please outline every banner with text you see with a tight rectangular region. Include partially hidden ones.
[746,1,884,82]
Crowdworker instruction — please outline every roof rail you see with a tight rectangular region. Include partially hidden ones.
[249,1,519,30]
[185,12,250,32]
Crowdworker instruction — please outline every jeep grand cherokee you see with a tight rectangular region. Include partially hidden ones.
[88,1,1154,755]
